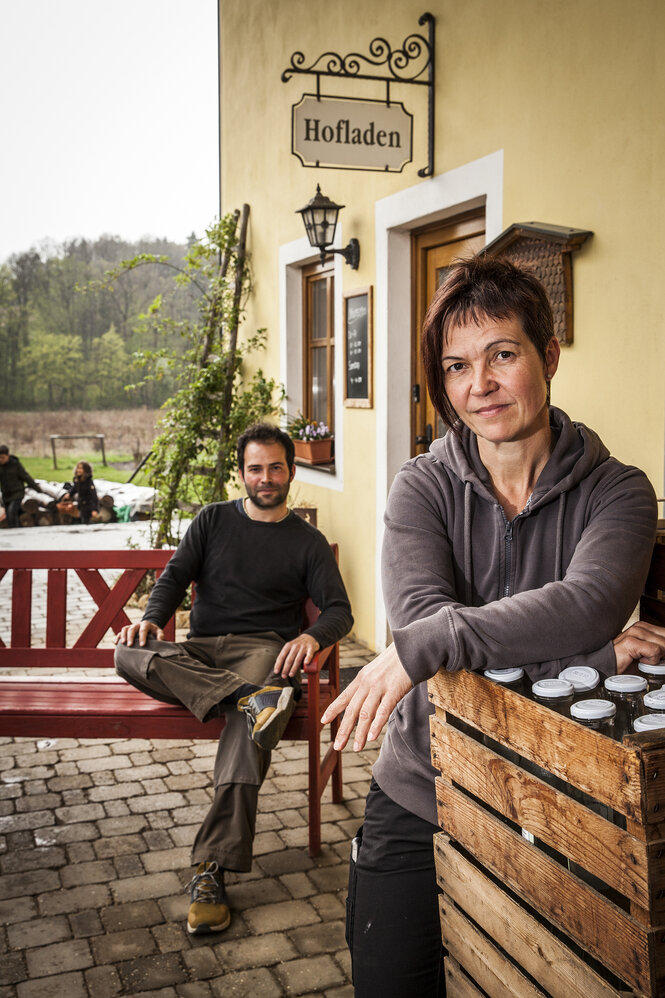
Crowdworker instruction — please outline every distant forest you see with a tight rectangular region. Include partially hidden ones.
[0,235,200,410]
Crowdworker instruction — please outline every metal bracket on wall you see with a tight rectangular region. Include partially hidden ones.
[281,12,435,178]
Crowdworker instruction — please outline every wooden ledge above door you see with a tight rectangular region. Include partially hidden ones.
[481,222,593,345]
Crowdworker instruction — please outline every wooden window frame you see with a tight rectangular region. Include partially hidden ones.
[302,260,335,433]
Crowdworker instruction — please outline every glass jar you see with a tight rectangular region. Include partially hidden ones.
[531,678,574,716]
[483,668,526,767]
[638,661,665,691]
[558,666,600,701]
[604,675,647,741]
[528,679,574,799]
[567,698,617,891]
[634,714,665,733]
[643,689,665,715]
[483,667,527,694]
[570,698,616,737]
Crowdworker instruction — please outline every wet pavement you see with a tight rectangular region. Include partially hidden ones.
[0,523,377,997]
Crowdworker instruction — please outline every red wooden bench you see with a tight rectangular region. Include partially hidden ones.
[0,549,343,856]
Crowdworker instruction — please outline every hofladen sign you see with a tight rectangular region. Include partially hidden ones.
[292,95,413,172]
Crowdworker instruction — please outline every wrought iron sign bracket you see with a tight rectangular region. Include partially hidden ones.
[282,12,435,177]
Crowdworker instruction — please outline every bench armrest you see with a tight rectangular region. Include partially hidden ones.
[303,642,335,676]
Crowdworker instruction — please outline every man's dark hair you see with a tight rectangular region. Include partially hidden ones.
[0,445,9,456]
[422,256,555,431]
[236,422,295,472]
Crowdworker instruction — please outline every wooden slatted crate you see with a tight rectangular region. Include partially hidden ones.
[429,668,665,998]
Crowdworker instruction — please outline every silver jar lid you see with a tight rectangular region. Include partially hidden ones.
[570,699,616,720]
[644,689,665,710]
[634,714,665,732]
[558,666,600,692]
[484,667,524,683]
[604,674,647,693]
[638,661,665,676]
[532,678,574,699]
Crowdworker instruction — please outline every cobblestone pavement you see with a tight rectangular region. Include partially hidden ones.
[0,525,378,996]
[0,637,377,998]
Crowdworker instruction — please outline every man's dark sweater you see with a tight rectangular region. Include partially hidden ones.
[143,499,353,648]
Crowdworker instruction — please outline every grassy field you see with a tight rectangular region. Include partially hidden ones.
[3,409,159,485]
[21,453,150,486]
[2,409,160,461]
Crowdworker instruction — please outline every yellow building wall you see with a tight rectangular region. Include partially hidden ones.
[220,0,665,650]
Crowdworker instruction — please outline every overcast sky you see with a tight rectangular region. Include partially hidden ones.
[0,0,219,264]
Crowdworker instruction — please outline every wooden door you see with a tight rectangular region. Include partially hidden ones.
[412,214,485,455]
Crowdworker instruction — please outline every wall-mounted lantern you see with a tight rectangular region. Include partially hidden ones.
[296,185,360,269]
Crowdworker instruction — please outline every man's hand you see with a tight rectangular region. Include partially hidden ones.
[115,620,164,647]
[273,634,320,678]
[320,642,413,752]
[613,621,665,673]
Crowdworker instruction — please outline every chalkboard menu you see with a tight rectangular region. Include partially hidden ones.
[343,287,373,408]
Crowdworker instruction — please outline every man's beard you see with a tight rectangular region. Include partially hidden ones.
[245,482,290,509]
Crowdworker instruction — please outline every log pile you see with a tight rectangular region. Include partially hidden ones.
[1,478,156,529]
[3,481,118,528]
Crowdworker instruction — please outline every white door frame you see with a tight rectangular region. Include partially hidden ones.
[373,150,504,649]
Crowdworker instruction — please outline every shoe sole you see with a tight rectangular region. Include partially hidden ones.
[252,686,296,750]
[187,912,231,934]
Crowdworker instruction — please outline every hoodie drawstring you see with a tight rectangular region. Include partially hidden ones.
[463,480,474,605]
[462,481,567,600]
[554,492,566,582]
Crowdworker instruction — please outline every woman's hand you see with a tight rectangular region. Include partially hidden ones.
[321,643,413,752]
[613,621,665,672]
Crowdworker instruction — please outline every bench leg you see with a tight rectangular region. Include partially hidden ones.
[307,675,322,857]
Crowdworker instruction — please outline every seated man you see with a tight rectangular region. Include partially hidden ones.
[115,422,353,934]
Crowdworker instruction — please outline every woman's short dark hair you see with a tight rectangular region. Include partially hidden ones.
[422,256,555,430]
[236,422,295,472]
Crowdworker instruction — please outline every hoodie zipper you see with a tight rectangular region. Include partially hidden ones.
[498,497,532,598]
[502,515,513,598]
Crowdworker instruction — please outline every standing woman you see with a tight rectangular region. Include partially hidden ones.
[65,461,100,524]
[322,258,665,998]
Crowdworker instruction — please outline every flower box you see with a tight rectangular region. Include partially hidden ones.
[293,439,333,465]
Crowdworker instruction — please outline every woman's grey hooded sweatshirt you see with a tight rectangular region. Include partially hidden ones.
[373,407,657,825]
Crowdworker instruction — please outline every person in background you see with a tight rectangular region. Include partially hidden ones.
[64,461,100,524]
[322,257,665,998]
[0,444,38,528]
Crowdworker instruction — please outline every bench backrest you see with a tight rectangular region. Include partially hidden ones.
[0,550,174,669]
[0,546,332,669]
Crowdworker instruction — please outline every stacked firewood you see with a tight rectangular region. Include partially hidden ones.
[19,482,64,527]
[1,478,155,528]
[6,483,117,528]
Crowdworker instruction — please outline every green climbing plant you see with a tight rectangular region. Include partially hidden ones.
[94,206,284,545]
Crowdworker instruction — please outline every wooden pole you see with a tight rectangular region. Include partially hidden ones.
[215,203,249,486]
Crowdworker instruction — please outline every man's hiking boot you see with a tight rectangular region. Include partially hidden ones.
[237,685,296,750]
[185,861,231,934]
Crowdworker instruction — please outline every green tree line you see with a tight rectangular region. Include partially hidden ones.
[0,235,200,410]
